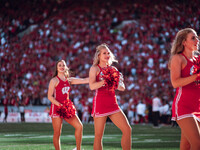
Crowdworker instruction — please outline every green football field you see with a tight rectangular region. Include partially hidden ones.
[0,123,180,150]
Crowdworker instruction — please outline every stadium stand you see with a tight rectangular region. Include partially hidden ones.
[0,0,200,123]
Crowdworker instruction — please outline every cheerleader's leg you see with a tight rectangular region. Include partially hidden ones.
[52,117,63,150]
[64,114,83,150]
[109,111,132,150]
[177,117,200,150]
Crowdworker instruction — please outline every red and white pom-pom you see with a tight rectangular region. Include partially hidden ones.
[193,55,200,87]
[193,55,200,74]
[101,66,120,91]
[57,100,76,119]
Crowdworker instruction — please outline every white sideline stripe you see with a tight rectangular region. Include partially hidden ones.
[0,139,180,148]
[3,134,179,138]
[3,135,53,138]
[0,144,52,148]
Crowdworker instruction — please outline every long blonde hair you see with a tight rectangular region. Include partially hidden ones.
[168,28,197,69]
[53,60,70,78]
[93,43,118,66]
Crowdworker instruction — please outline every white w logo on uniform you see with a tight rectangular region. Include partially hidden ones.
[62,87,70,94]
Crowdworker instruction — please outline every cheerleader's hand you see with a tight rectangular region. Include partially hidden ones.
[58,103,63,107]
[101,79,106,87]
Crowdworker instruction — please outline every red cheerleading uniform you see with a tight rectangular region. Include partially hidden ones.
[92,65,121,117]
[49,76,75,118]
[172,54,200,122]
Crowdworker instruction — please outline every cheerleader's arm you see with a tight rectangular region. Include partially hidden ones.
[47,78,63,107]
[68,77,89,85]
[170,55,197,88]
[89,65,105,90]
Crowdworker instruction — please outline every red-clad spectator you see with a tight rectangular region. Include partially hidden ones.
[10,97,16,106]
[3,97,8,122]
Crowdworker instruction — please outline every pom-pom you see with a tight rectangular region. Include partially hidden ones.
[56,100,76,119]
[193,55,200,74]
[101,66,120,91]
[193,55,200,87]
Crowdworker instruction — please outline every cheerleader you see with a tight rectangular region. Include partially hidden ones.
[89,43,132,150]
[48,60,88,150]
[169,28,200,150]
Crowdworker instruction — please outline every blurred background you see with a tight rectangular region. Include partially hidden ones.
[0,0,199,124]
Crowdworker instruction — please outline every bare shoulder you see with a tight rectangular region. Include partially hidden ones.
[171,54,185,63]
[89,65,100,77]
[50,77,59,84]
[90,65,98,72]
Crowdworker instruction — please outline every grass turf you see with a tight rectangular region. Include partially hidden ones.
[0,123,181,150]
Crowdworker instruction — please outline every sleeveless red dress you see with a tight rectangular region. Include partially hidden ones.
[171,54,200,122]
[91,65,121,117]
[49,76,75,118]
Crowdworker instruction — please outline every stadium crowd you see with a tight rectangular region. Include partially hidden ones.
[0,0,200,124]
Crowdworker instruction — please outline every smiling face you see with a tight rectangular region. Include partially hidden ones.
[57,60,66,73]
[99,48,111,64]
[93,43,118,66]
[183,31,199,51]
[53,60,69,77]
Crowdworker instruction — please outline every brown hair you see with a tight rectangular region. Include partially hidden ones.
[53,60,70,78]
